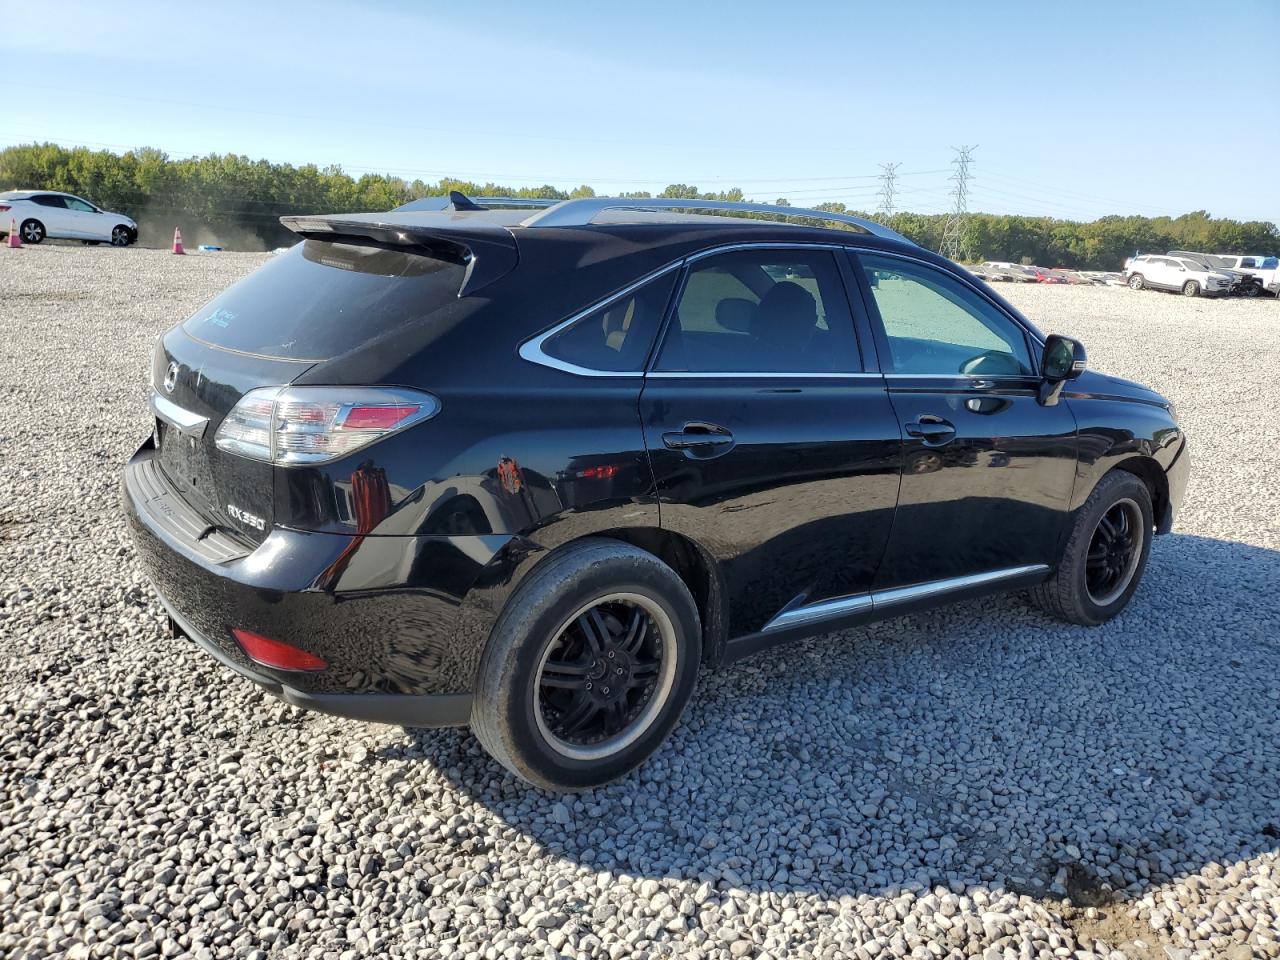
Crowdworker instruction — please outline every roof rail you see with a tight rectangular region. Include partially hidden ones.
[520,197,911,244]
[393,194,563,213]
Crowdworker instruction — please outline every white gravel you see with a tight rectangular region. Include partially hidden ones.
[1,244,1278,960]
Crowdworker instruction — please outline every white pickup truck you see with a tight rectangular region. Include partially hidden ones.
[1212,255,1279,297]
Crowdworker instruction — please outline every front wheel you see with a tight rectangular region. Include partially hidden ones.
[471,538,701,791]
[1182,280,1200,297]
[1031,470,1153,626]
[1241,283,1260,298]
[20,219,45,244]
[1128,273,1145,290]
[110,225,132,247]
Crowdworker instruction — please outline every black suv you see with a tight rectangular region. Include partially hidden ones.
[123,194,1189,790]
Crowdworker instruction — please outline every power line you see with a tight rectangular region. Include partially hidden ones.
[939,145,977,261]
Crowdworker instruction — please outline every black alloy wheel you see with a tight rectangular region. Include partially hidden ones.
[1084,498,1144,606]
[534,594,673,759]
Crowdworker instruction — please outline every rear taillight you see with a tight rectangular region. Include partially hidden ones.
[233,628,327,671]
[215,386,440,465]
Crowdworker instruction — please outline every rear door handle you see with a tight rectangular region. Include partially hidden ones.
[662,421,734,450]
[905,416,956,445]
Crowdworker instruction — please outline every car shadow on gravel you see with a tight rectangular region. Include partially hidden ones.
[390,533,1280,905]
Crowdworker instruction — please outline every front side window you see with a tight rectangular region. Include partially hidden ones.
[655,248,860,373]
[859,254,1033,377]
[65,197,95,213]
[540,270,677,372]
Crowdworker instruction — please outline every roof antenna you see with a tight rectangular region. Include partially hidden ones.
[446,191,485,211]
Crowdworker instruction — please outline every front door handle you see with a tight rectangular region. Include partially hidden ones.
[662,421,734,450]
[905,416,956,445]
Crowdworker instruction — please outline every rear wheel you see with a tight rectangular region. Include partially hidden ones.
[1032,470,1153,625]
[20,219,44,244]
[1182,280,1200,297]
[471,538,701,791]
[1128,273,1144,290]
[110,225,132,247]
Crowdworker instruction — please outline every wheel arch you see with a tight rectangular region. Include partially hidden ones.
[457,525,729,691]
[1105,456,1171,534]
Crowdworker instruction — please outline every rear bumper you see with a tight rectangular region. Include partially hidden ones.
[160,595,470,727]
[122,440,509,716]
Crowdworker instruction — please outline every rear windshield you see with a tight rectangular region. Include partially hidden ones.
[182,240,466,360]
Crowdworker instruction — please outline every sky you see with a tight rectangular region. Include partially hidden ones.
[4,0,1278,224]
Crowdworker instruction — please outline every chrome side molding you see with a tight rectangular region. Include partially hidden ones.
[150,391,209,439]
[761,564,1049,633]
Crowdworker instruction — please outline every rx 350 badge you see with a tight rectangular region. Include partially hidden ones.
[226,504,265,531]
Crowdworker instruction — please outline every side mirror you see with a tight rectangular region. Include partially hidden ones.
[1039,334,1085,406]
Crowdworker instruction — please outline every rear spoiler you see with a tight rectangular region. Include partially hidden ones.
[279,213,518,297]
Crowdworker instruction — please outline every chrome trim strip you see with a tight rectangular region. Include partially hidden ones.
[517,263,681,378]
[685,240,847,261]
[870,564,1049,608]
[150,391,209,438]
[760,564,1049,633]
[646,371,881,380]
[521,197,912,244]
[883,373,1037,381]
[762,593,873,633]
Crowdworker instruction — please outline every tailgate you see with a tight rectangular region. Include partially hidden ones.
[151,329,313,544]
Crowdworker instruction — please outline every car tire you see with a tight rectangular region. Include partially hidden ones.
[1128,273,1144,290]
[20,219,45,244]
[111,226,132,247]
[1242,282,1260,299]
[471,537,701,791]
[82,240,101,246]
[1182,280,1199,297]
[1031,470,1154,626]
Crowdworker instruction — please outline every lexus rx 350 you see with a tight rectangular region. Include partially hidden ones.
[123,194,1189,790]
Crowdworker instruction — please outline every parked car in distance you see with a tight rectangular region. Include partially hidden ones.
[123,193,1189,790]
[1168,250,1279,297]
[0,190,137,245]
[1125,254,1233,297]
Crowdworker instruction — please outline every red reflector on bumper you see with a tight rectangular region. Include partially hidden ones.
[232,629,327,672]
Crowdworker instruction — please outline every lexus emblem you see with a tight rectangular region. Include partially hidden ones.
[163,361,179,394]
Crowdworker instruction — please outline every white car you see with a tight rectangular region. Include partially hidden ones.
[1124,254,1233,298]
[0,190,137,246]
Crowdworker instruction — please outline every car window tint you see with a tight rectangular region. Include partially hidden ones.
[859,254,1033,377]
[65,197,95,212]
[541,271,676,372]
[34,195,67,208]
[655,248,860,373]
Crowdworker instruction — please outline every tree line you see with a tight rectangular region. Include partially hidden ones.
[1,142,1274,268]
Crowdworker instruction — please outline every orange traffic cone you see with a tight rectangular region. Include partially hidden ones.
[172,227,185,255]
[7,218,20,248]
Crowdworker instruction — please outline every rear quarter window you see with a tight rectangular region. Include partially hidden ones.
[538,271,677,372]
[182,240,466,361]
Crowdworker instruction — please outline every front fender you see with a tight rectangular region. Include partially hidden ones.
[1063,375,1186,531]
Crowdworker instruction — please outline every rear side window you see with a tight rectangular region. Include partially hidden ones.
[655,248,861,373]
[540,271,676,372]
[182,240,466,361]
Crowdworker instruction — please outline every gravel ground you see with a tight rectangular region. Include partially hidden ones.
[1,244,1278,960]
